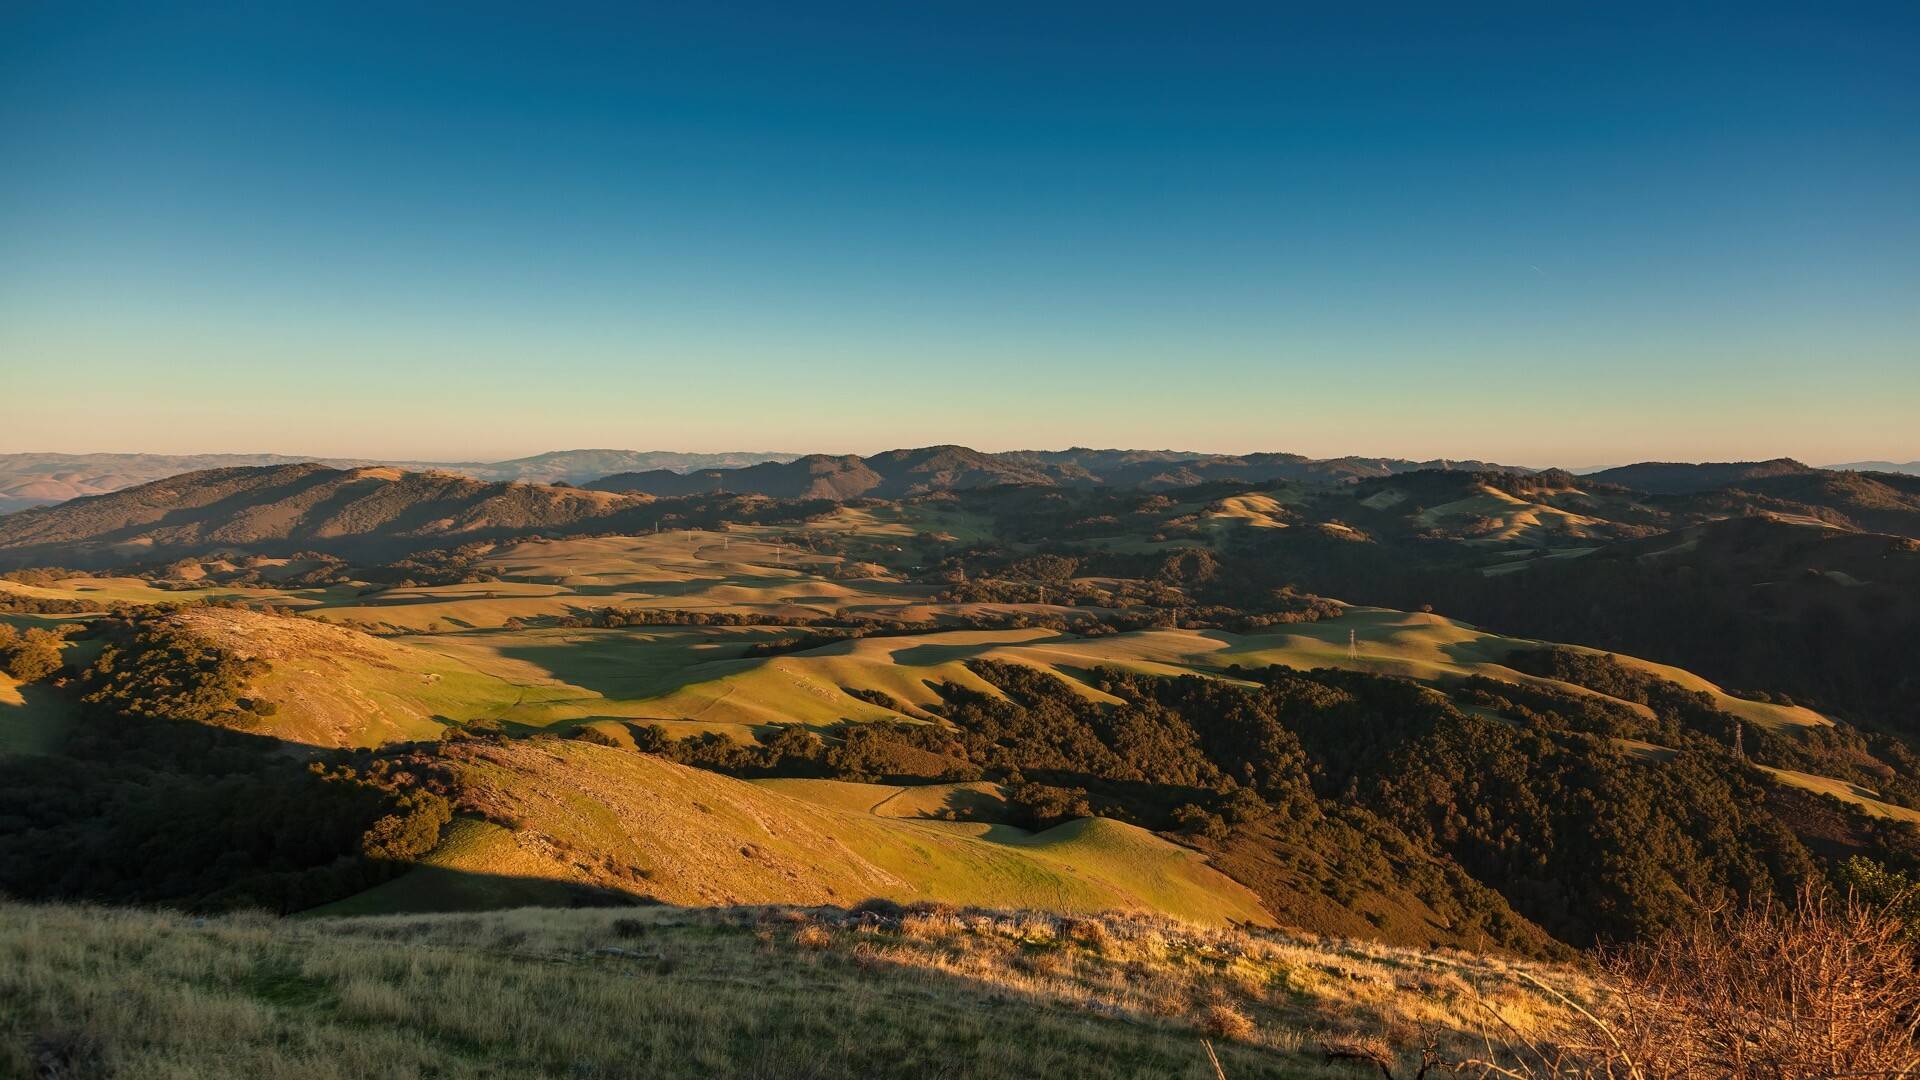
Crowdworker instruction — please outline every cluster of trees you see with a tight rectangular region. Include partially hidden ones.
[1503,647,1920,809]
[0,615,450,913]
[553,607,844,630]
[1221,518,1920,749]
[918,543,1342,631]
[603,658,1915,949]
[0,594,100,615]
[76,614,276,730]
[0,623,69,682]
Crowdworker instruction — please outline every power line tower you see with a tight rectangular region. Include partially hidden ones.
[1348,629,1358,661]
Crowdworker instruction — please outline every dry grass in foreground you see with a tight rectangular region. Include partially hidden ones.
[0,900,1590,1079]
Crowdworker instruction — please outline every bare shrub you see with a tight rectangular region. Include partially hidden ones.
[1321,1034,1394,1071]
[1194,1002,1254,1042]
[1456,884,1920,1079]
[1062,916,1114,953]
[793,924,833,950]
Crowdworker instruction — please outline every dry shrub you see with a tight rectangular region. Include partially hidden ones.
[1457,884,1920,1079]
[1194,1002,1255,1042]
[1320,1034,1396,1076]
[793,924,833,951]
[1018,949,1073,979]
[1062,916,1114,954]
[899,912,959,940]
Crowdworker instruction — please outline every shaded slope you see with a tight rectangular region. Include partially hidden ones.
[1587,458,1816,493]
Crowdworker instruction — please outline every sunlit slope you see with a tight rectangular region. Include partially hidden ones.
[1203,493,1292,530]
[161,607,578,747]
[1760,766,1920,823]
[163,601,1829,749]
[332,739,1272,927]
[0,575,313,608]
[496,606,1827,736]
[307,532,933,630]
[1410,484,1608,544]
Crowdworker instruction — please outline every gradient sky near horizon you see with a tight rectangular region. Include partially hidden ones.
[2,2,1916,467]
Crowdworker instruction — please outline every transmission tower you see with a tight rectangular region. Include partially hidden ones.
[1348,629,1358,661]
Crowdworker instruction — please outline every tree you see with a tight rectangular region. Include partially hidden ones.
[0,627,65,682]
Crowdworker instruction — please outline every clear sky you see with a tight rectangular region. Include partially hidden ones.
[1,2,1915,467]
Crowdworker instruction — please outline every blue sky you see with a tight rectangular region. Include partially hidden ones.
[1,2,1915,466]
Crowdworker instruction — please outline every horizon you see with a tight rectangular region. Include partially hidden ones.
[4,3,1918,462]
[0,441,1908,475]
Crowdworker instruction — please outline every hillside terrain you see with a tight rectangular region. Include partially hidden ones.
[0,901,1590,1080]
[0,450,799,513]
[0,464,666,567]
[2,447,1916,1078]
[0,446,1520,516]
[586,444,1528,497]
[6,467,1918,957]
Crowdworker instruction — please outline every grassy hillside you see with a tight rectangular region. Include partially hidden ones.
[0,464,663,568]
[7,492,1914,963]
[0,901,1588,1080]
[326,739,1271,928]
[529,606,1827,737]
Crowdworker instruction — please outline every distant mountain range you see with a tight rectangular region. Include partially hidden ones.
[0,450,800,514]
[8,448,1912,517]
[8,445,1920,570]
[584,445,1527,499]
[1828,460,1920,476]
[0,446,1529,514]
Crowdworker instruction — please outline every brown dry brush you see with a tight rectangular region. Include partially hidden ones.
[1455,883,1920,1080]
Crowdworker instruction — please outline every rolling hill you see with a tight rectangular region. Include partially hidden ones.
[0,463,664,567]
[331,737,1273,927]
[1584,458,1817,493]
[0,450,798,513]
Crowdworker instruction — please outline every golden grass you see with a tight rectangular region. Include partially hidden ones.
[327,740,1271,928]
[1759,766,1920,824]
[0,901,1595,1079]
